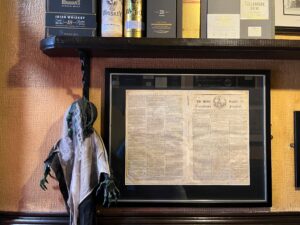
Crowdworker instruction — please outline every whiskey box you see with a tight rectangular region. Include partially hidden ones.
[101,0,123,37]
[240,0,274,39]
[46,0,96,14]
[177,0,201,38]
[45,0,97,37]
[45,27,96,37]
[124,0,144,37]
[206,0,240,39]
[147,0,177,38]
[206,0,274,39]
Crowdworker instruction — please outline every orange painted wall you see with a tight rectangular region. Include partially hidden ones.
[1,0,300,212]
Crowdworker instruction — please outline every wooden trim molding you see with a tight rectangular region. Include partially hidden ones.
[0,212,68,225]
[1,211,300,225]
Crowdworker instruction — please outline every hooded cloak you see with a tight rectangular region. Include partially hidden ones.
[44,99,110,225]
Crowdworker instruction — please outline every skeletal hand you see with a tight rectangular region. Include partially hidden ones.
[40,176,49,191]
[40,164,51,191]
[97,176,120,208]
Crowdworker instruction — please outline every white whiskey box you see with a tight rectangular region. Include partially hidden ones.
[101,0,123,37]
[205,0,274,39]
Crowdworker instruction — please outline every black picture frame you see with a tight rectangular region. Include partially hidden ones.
[294,111,300,188]
[275,0,300,35]
[104,69,271,207]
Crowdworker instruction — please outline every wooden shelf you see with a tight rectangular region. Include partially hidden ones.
[40,36,300,59]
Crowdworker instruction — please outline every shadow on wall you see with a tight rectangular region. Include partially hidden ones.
[8,1,81,89]
[3,0,91,212]
[17,117,66,211]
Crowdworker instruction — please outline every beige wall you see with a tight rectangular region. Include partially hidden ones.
[1,0,300,212]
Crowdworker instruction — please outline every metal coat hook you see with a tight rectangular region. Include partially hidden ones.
[79,49,90,100]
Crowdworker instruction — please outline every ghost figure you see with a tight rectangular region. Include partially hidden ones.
[40,98,119,225]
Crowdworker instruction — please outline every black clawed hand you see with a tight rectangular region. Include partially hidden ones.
[98,177,120,208]
[112,189,118,204]
[40,164,51,191]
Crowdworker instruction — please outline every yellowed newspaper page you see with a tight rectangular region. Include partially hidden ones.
[125,90,250,186]
[190,90,250,185]
[125,90,189,185]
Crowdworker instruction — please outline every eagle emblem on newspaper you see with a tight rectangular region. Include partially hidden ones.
[213,95,227,109]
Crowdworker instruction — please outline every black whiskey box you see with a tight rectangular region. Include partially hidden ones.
[46,0,96,14]
[45,0,97,37]
[147,0,177,38]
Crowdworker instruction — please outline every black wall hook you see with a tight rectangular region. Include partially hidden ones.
[79,50,90,100]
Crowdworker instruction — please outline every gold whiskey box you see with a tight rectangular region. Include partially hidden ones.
[177,0,201,38]
[124,0,144,37]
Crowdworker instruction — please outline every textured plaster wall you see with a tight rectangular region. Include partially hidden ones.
[0,0,300,212]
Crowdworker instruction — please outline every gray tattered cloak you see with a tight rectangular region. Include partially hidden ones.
[44,100,110,225]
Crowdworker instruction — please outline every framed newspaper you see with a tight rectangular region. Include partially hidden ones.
[275,0,300,34]
[105,69,271,206]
